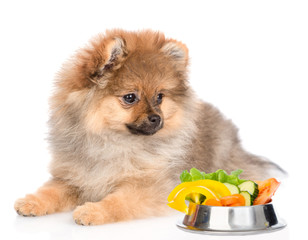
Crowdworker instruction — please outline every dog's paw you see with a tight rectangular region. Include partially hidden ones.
[14,195,47,217]
[73,202,108,226]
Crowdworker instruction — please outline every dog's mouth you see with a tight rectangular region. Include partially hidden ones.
[126,115,163,136]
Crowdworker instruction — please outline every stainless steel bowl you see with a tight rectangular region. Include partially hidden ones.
[177,202,286,235]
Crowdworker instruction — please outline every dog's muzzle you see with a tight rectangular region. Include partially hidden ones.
[126,114,163,135]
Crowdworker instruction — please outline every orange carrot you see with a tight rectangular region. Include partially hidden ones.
[229,203,242,207]
[220,194,245,206]
[204,198,222,206]
[234,194,245,206]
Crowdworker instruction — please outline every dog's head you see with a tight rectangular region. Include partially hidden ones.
[55,30,191,136]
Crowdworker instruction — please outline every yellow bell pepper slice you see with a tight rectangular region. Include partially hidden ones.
[167,186,218,214]
[167,180,231,214]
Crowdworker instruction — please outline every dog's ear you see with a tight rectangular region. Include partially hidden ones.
[82,36,128,87]
[161,40,189,67]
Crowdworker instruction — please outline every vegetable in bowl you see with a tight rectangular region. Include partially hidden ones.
[167,168,280,214]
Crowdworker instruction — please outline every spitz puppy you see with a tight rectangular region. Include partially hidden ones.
[14,29,284,225]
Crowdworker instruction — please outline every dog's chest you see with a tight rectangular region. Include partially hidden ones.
[72,133,187,201]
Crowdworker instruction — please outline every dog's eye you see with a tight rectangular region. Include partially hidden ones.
[157,93,164,104]
[123,93,137,104]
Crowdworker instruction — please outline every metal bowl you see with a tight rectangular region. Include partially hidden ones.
[177,202,286,235]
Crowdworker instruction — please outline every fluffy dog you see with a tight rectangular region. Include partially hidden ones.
[14,29,284,225]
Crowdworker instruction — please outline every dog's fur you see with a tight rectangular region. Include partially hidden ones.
[14,29,284,225]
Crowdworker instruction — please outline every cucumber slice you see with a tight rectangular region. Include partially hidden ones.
[238,180,259,200]
[223,183,240,194]
[240,191,253,206]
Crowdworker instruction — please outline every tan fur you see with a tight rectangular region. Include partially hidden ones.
[15,29,285,225]
[14,180,79,216]
[84,95,132,133]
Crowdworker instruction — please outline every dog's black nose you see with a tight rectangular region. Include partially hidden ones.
[148,114,161,126]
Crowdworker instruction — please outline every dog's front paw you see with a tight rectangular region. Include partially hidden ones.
[14,195,47,217]
[73,202,110,226]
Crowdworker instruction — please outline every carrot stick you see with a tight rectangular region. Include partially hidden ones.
[220,194,245,206]
[204,198,222,206]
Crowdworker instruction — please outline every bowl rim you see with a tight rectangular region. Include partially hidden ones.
[187,201,274,209]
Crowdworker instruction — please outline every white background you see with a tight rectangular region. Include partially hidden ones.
[0,0,307,239]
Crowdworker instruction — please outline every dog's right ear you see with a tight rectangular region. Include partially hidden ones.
[80,36,128,87]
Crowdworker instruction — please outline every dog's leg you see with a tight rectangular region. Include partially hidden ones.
[73,185,169,225]
[14,179,79,217]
